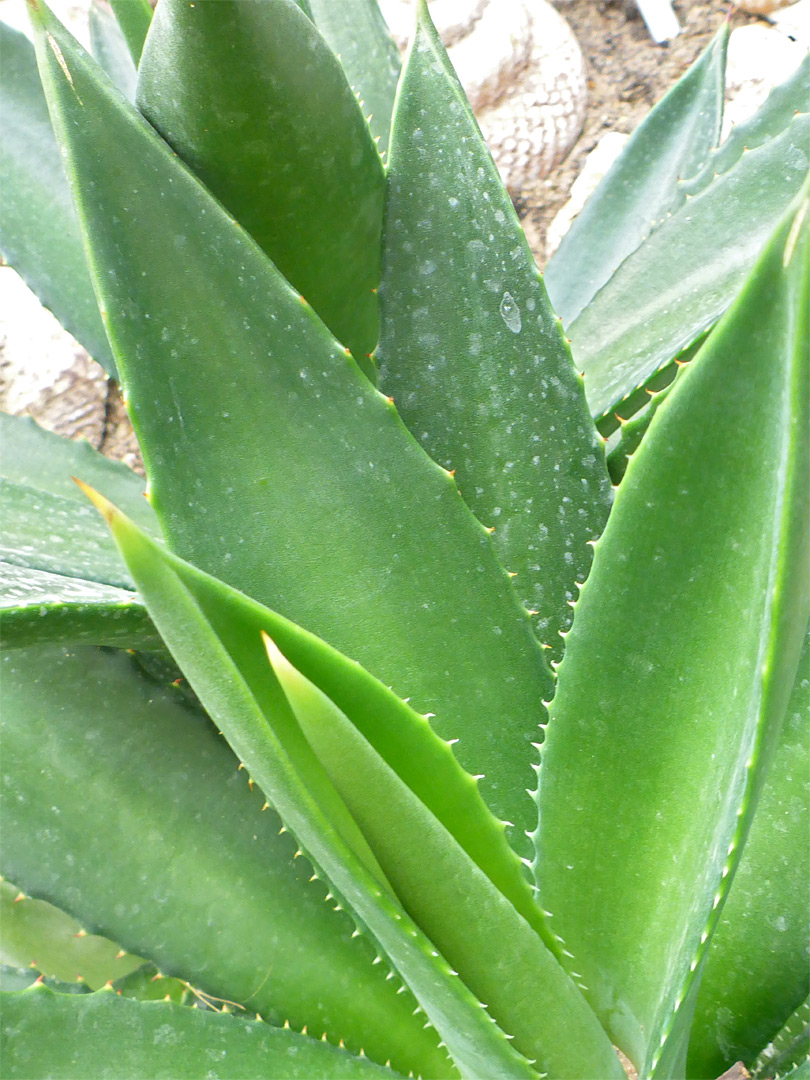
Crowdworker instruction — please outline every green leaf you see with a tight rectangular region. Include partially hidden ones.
[571,109,810,421]
[752,997,810,1080]
[533,185,810,1077]
[686,624,810,1078]
[0,987,400,1079]
[109,0,152,64]
[682,52,810,201]
[308,0,401,160]
[0,414,160,648]
[0,413,156,533]
[87,501,540,1080]
[0,643,450,1078]
[0,23,114,376]
[0,880,143,990]
[377,3,612,662]
[266,637,625,1080]
[545,24,728,326]
[136,0,385,374]
[89,0,137,99]
[33,2,552,862]
[606,370,679,484]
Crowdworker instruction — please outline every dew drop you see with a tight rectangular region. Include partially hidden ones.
[500,291,522,333]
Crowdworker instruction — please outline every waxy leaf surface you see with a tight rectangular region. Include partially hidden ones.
[0,23,113,374]
[136,0,385,372]
[0,988,399,1079]
[267,639,624,1080]
[308,0,400,159]
[378,4,612,661]
[687,624,810,1078]
[33,3,551,861]
[534,188,810,1076]
[0,643,448,1078]
[92,498,539,1080]
[572,110,810,420]
[545,24,727,326]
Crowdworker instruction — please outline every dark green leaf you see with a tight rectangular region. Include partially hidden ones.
[136,0,385,373]
[534,186,810,1077]
[545,24,728,326]
[109,0,152,64]
[378,3,612,662]
[308,0,401,159]
[0,988,401,1079]
[33,3,552,862]
[0,23,114,375]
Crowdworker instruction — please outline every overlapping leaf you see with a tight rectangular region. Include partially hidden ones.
[0,414,158,648]
[545,24,728,326]
[308,0,400,159]
[0,643,449,1078]
[0,988,399,1079]
[32,1,552,861]
[570,79,810,420]
[534,184,810,1077]
[136,0,385,373]
[83,497,541,1080]
[0,23,113,375]
[378,3,612,661]
[686,625,810,1078]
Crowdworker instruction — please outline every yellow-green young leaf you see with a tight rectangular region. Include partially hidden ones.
[136,0,385,375]
[0,881,144,989]
[31,2,552,865]
[84,494,539,1080]
[378,2,612,662]
[686,624,810,1078]
[533,185,810,1078]
[0,988,401,1080]
[264,636,624,1080]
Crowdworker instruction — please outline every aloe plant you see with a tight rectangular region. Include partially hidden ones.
[0,2,808,1078]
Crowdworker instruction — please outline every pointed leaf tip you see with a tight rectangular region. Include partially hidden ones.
[72,477,118,525]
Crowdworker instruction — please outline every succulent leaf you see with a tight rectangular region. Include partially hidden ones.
[681,52,810,201]
[572,101,810,422]
[88,0,137,100]
[265,635,624,1080]
[31,1,551,861]
[0,22,114,376]
[108,0,152,64]
[545,23,728,326]
[307,0,400,159]
[0,987,401,1079]
[79,498,540,1080]
[0,643,449,1077]
[377,1,612,661]
[686,624,810,1078]
[136,0,385,375]
[0,880,144,990]
[533,184,810,1076]
[752,997,810,1080]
